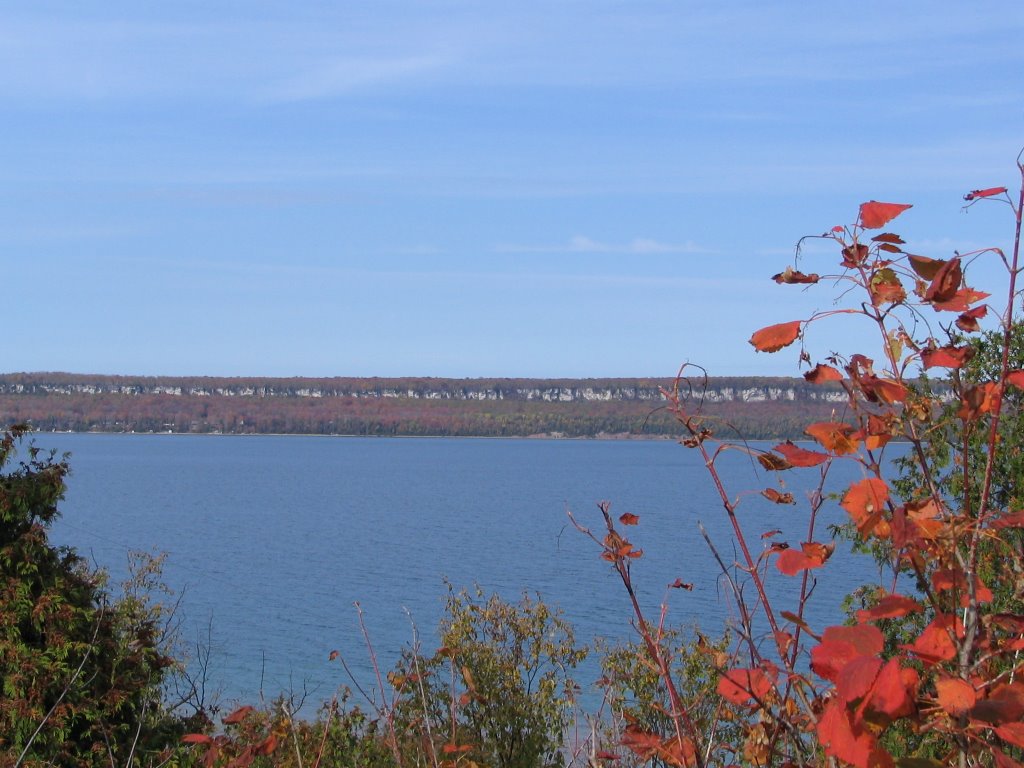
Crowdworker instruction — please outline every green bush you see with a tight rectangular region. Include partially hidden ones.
[0,425,186,767]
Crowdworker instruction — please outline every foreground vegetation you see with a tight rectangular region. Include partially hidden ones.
[4,159,1024,766]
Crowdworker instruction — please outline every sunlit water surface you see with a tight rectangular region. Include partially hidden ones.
[34,434,900,711]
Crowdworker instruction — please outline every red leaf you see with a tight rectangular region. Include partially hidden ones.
[811,625,884,682]
[620,726,663,759]
[223,705,255,725]
[991,510,1024,529]
[816,699,875,768]
[856,593,921,623]
[717,665,775,706]
[618,512,639,526]
[924,256,962,303]
[971,682,1024,724]
[859,201,912,229]
[872,232,905,245]
[761,488,795,504]
[841,243,870,267]
[442,744,474,755]
[182,734,214,744]
[933,288,989,312]
[329,650,339,661]
[904,616,959,665]
[863,659,917,721]
[956,305,988,332]
[921,345,975,370]
[773,440,830,467]
[669,578,693,590]
[749,320,801,353]
[255,733,278,756]
[958,382,1000,420]
[995,723,1024,749]
[936,677,976,716]
[993,748,1024,768]
[965,186,1008,201]
[804,363,843,383]
[835,655,882,703]
[772,267,820,284]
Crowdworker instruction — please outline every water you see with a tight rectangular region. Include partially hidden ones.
[29,433,895,710]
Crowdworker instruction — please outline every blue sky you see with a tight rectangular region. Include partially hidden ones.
[3,1,1023,377]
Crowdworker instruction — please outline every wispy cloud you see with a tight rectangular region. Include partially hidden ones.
[494,235,710,255]
[262,54,450,103]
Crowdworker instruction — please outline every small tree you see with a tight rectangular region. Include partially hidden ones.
[0,425,182,766]
[574,157,1024,767]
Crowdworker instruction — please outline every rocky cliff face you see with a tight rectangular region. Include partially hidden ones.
[0,374,848,404]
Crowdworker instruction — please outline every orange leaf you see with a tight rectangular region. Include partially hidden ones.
[182,734,214,744]
[841,478,889,536]
[804,363,843,383]
[936,677,976,716]
[1006,371,1024,389]
[442,744,474,755]
[964,186,1008,201]
[761,488,795,504]
[856,593,921,623]
[749,320,801,353]
[805,421,859,454]
[773,440,830,467]
[223,705,255,725]
[776,542,832,575]
[618,512,639,526]
[859,201,912,229]
[757,452,793,471]
[921,345,974,370]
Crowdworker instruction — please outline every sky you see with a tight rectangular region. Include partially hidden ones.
[3,1,1023,378]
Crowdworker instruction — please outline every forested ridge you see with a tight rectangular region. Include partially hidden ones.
[0,372,847,438]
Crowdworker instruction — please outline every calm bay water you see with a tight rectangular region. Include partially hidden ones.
[32,433,893,710]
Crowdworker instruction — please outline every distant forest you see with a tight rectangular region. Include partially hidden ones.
[0,372,851,439]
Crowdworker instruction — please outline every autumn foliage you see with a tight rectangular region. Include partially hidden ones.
[572,160,1024,767]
